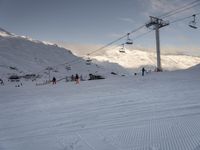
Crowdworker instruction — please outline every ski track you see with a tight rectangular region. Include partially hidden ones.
[1,72,200,150]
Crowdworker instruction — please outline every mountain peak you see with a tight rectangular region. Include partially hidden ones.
[0,27,12,36]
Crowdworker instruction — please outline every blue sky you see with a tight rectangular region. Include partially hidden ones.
[0,0,199,55]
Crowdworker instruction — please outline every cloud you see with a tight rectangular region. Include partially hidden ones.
[149,0,179,13]
[140,0,175,18]
[144,0,198,19]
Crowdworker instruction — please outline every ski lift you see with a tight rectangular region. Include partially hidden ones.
[86,55,92,65]
[126,33,133,45]
[189,14,198,29]
[119,44,126,53]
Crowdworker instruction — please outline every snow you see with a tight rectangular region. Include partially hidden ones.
[0,28,13,37]
[1,67,200,150]
[0,28,120,82]
[1,27,200,150]
[90,48,200,72]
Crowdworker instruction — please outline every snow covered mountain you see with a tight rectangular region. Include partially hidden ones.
[65,44,200,73]
[0,28,126,83]
[92,47,200,72]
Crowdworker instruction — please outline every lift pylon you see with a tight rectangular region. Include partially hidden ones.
[146,16,169,72]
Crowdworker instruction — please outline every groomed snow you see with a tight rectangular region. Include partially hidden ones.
[1,67,200,150]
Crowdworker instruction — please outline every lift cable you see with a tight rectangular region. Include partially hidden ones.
[170,11,200,24]
[87,25,145,56]
[158,0,200,18]
[161,1,200,19]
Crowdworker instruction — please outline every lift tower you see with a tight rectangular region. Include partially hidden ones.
[146,16,169,72]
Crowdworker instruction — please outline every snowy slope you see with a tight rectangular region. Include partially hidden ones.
[0,28,131,83]
[1,27,200,149]
[91,47,200,72]
[1,27,200,83]
[0,28,73,74]
[1,65,200,150]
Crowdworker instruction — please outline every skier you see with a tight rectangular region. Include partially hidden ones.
[142,67,146,76]
[0,79,4,85]
[52,77,56,84]
[71,75,75,81]
[75,74,79,84]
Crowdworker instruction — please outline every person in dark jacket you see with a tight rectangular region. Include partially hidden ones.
[52,77,56,84]
[0,79,4,85]
[71,75,75,81]
[142,67,146,76]
[75,74,79,84]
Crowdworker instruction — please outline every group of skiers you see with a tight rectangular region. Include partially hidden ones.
[70,74,83,83]
[70,74,80,84]
[0,67,149,87]
[51,68,147,85]
[52,74,81,85]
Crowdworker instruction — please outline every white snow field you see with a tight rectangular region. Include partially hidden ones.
[92,48,200,72]
[1,65,200,150]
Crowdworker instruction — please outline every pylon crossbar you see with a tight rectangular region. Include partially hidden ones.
[146,16,169,29]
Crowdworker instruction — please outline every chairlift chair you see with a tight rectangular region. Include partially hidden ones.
[126,33,133,45]
[119,44,126,53]
[86,55,92,65]
[189,14,198,29]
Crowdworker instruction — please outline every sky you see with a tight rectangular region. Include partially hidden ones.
[0,0,199,56]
